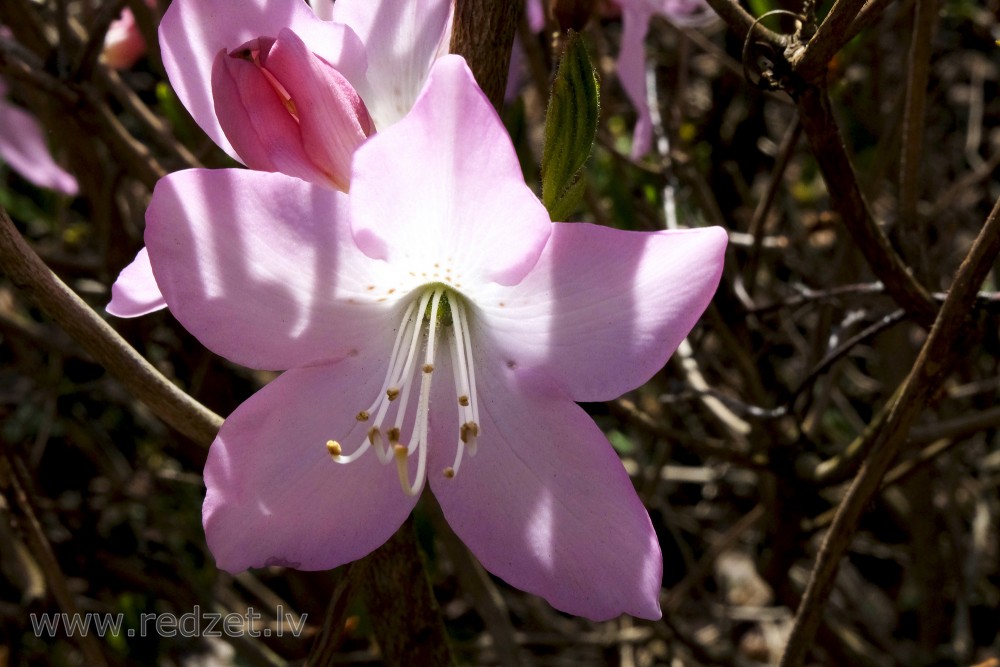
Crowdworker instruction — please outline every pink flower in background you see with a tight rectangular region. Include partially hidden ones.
[108,0,453,318]
[101,7,147,70]
[616,0,716,157]
[143,56,727,620]
[0,78,78,195]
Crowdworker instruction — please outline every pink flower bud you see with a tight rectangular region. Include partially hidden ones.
[102,8,147,70]
[211,28,375,191]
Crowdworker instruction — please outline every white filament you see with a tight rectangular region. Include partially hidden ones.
[328,287,482,495]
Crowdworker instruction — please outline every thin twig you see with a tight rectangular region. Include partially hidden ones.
[1,454,109,667]
[0,206,222,446]
[790,0,869,83]
[778,192,1000,667]
[897,0,938,280]
[794,85,938,327]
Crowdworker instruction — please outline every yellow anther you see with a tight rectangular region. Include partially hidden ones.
[388,427,401,444]
[422,363,434,373]
[386,387,400,401]
[356,410,370,422]
[458,395,469,406]
[393,443,408,459]
[443,467,455,479]
[460,421,479,444]
[326,440,342,457]
[367,427,381,446]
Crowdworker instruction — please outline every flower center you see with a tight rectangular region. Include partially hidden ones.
[325,286,481,496]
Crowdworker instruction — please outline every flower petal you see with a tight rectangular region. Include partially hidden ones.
[102,8,146,70]
[211,44,331,185]
[428,353,662,621]
[617,5,654,159]
[107,247,167,317]
[263,28,375,190]
[658,0,718,27]
[0,98,78,195]
[331,0,452,128]
[145,168,408,371]
[205,359,418,572]
[350,55,551,288]
[159,0,366,161]
[476,223,727,402]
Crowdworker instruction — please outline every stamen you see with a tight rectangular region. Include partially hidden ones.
[369,427,391,463]
[330,287,480,491]
[361,299,419,418]
[463,422,479,456]
[457,300,481,430]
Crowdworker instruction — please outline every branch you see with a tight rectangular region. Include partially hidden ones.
[358,517,457,666]
[795,85,938,327]
[449,0,520,110]
[0,207,222,446]
[778,192,1000,667]
[790,0,868,83]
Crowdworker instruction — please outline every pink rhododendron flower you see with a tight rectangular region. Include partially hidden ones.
[143,56,727,620]
[108,0,453,318]
[102,7,147,70]
[616,0,716,157]
[0,78,78,195]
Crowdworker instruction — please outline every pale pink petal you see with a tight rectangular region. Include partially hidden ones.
[350,56,551,288]
[527,0,546,32]
[617,4,654,159]
[0,98,78,195]
[309,0,335,21]
[658,0,717,27]
[263,28,374,190]
[475,223,727,402]
[428,353,662,621]
[159,0,366,160]
[107,247,167,317]
[205,360,417,572]
[145,168,409,371]
[331,0,453,128]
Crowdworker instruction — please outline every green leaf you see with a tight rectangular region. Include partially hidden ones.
[541,31,599,222]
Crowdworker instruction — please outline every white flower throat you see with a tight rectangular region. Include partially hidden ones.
[325,286,481,496]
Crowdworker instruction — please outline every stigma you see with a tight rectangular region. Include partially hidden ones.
[325,286,481,496]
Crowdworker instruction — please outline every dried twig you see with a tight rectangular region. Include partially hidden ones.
[778,193,1000,667]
